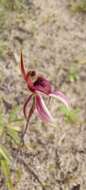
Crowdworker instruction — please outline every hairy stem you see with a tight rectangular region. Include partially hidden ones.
[13,98,35,168]
[14,156,46,190]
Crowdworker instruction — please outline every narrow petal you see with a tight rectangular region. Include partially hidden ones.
[49,91,69,109]
[35,95,54,123]
[20,51,26,81]
[23,94,33,118]
[20,51,34,90]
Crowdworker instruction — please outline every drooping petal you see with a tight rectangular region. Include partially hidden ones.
[34,76,52,95]
[26,97,35,121]
[22,98,35,138]
[35,95,54,123]
[49,91,69,109]
[23,94,33,118]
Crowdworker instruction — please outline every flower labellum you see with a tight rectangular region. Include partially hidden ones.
[20,52,69,124]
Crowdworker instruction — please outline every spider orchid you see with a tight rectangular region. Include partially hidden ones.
[20,52,69,124]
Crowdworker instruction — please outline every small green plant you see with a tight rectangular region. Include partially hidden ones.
[70,0,86,13]
[68,66,78,82]
[0,40,8,58]
[0,145,13,190]
[59,106,80,124]
[0,106,22,190]
[0,10,7,30]
[0,0,14,10]
[0,0,27,11]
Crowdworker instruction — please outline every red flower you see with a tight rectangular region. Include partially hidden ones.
[20,52,69,123]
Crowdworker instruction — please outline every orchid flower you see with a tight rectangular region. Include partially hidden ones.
[20,52,69,124]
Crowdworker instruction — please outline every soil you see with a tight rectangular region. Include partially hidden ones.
[0,0,86,190]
